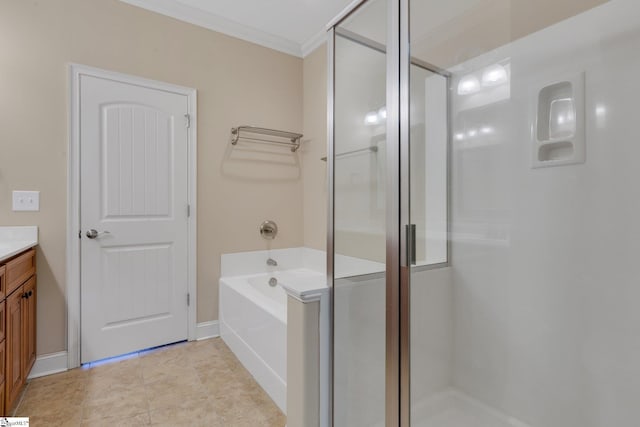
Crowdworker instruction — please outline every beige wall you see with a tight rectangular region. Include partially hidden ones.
[0,0,303,356]
[302,45,328,251]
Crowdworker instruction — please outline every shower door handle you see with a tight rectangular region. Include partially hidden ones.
[406,224,416,266]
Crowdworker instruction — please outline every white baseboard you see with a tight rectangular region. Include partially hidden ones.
[28,351,68,379]
[196,320,220,340]
[29,324,217,379]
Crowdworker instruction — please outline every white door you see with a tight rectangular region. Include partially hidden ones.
[80,74,190,363]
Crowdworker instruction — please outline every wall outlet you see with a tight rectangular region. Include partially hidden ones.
[12,191,40,211]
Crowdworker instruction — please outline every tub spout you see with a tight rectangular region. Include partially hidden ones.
[267,258,278,266]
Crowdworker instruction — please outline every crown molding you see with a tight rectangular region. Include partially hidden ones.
[301,29,328,57]
[120,0,304,57]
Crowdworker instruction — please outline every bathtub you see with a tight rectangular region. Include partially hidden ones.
[219,267,325,413]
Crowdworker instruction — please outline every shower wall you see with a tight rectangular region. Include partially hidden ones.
[449,1,640,425]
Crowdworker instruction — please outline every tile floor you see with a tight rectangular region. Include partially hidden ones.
[13,338,286,426]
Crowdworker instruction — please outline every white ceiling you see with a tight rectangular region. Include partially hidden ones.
[120,0,355,57]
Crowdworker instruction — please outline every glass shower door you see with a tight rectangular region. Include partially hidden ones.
[331,0,640,426]
[405,61,450,426]
[331,0,389,426]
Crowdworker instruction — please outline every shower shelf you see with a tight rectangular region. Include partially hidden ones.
[532,72,585,168]
[231,125,303,152]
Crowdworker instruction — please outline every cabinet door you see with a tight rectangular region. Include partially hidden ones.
[0,301,5,386]
[0,265,5,301]
[0,338,5,388]
[5,288,22,410]
[0,300,5,345]
[22,277,36,377]
[0,380,5,416]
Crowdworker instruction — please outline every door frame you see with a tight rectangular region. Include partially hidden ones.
[67,64,198,369]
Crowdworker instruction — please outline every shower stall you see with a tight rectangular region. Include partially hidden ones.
[328,0,640,426]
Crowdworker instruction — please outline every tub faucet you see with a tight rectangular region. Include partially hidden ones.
[267,258,278,266]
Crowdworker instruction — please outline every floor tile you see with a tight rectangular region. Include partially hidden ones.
[12,338,285,426]
[145,374,207,412]
[82,384,149,422]
[149,399,223,427]
[80,412,151,427]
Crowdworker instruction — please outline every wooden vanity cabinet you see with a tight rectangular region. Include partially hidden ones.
[0,249,36,414]
[0,265,6,300]
[0,265,5,416]
[0,296,5,416]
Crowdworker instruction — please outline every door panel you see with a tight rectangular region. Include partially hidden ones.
[80,75,189,363]
[103,105,172,218]
[102,244,171,326]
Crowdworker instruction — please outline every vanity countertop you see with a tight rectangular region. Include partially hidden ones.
[0,226,38,263]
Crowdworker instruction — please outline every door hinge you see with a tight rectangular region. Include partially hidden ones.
[78,230,82,239]
[184,113,191,129]
[187,204,191,218]
[187,293,190,306]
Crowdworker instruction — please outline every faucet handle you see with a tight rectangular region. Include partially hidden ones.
[266,258,278,266]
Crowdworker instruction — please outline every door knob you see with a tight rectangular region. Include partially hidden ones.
[86,229,110,239]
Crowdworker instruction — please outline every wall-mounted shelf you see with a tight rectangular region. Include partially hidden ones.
[231,126,303,152]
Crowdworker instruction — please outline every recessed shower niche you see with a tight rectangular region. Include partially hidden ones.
[533,72,585,167]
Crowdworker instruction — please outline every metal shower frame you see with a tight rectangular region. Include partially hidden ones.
[327,0,452,425]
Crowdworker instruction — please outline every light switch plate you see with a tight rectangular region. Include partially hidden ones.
[12,191,40,211]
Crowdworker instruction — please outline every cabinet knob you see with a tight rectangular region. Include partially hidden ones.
[28,290,33,297]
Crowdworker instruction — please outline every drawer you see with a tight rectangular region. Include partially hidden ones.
[6,249,35,296]
[0,265,5,301]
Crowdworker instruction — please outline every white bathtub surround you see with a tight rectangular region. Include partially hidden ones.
[0,226,38,262]
[221,246,385,279]
[220,247,381,425]
[220,274,289,411]
[220,247,325,277]
[219,247,329,417]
